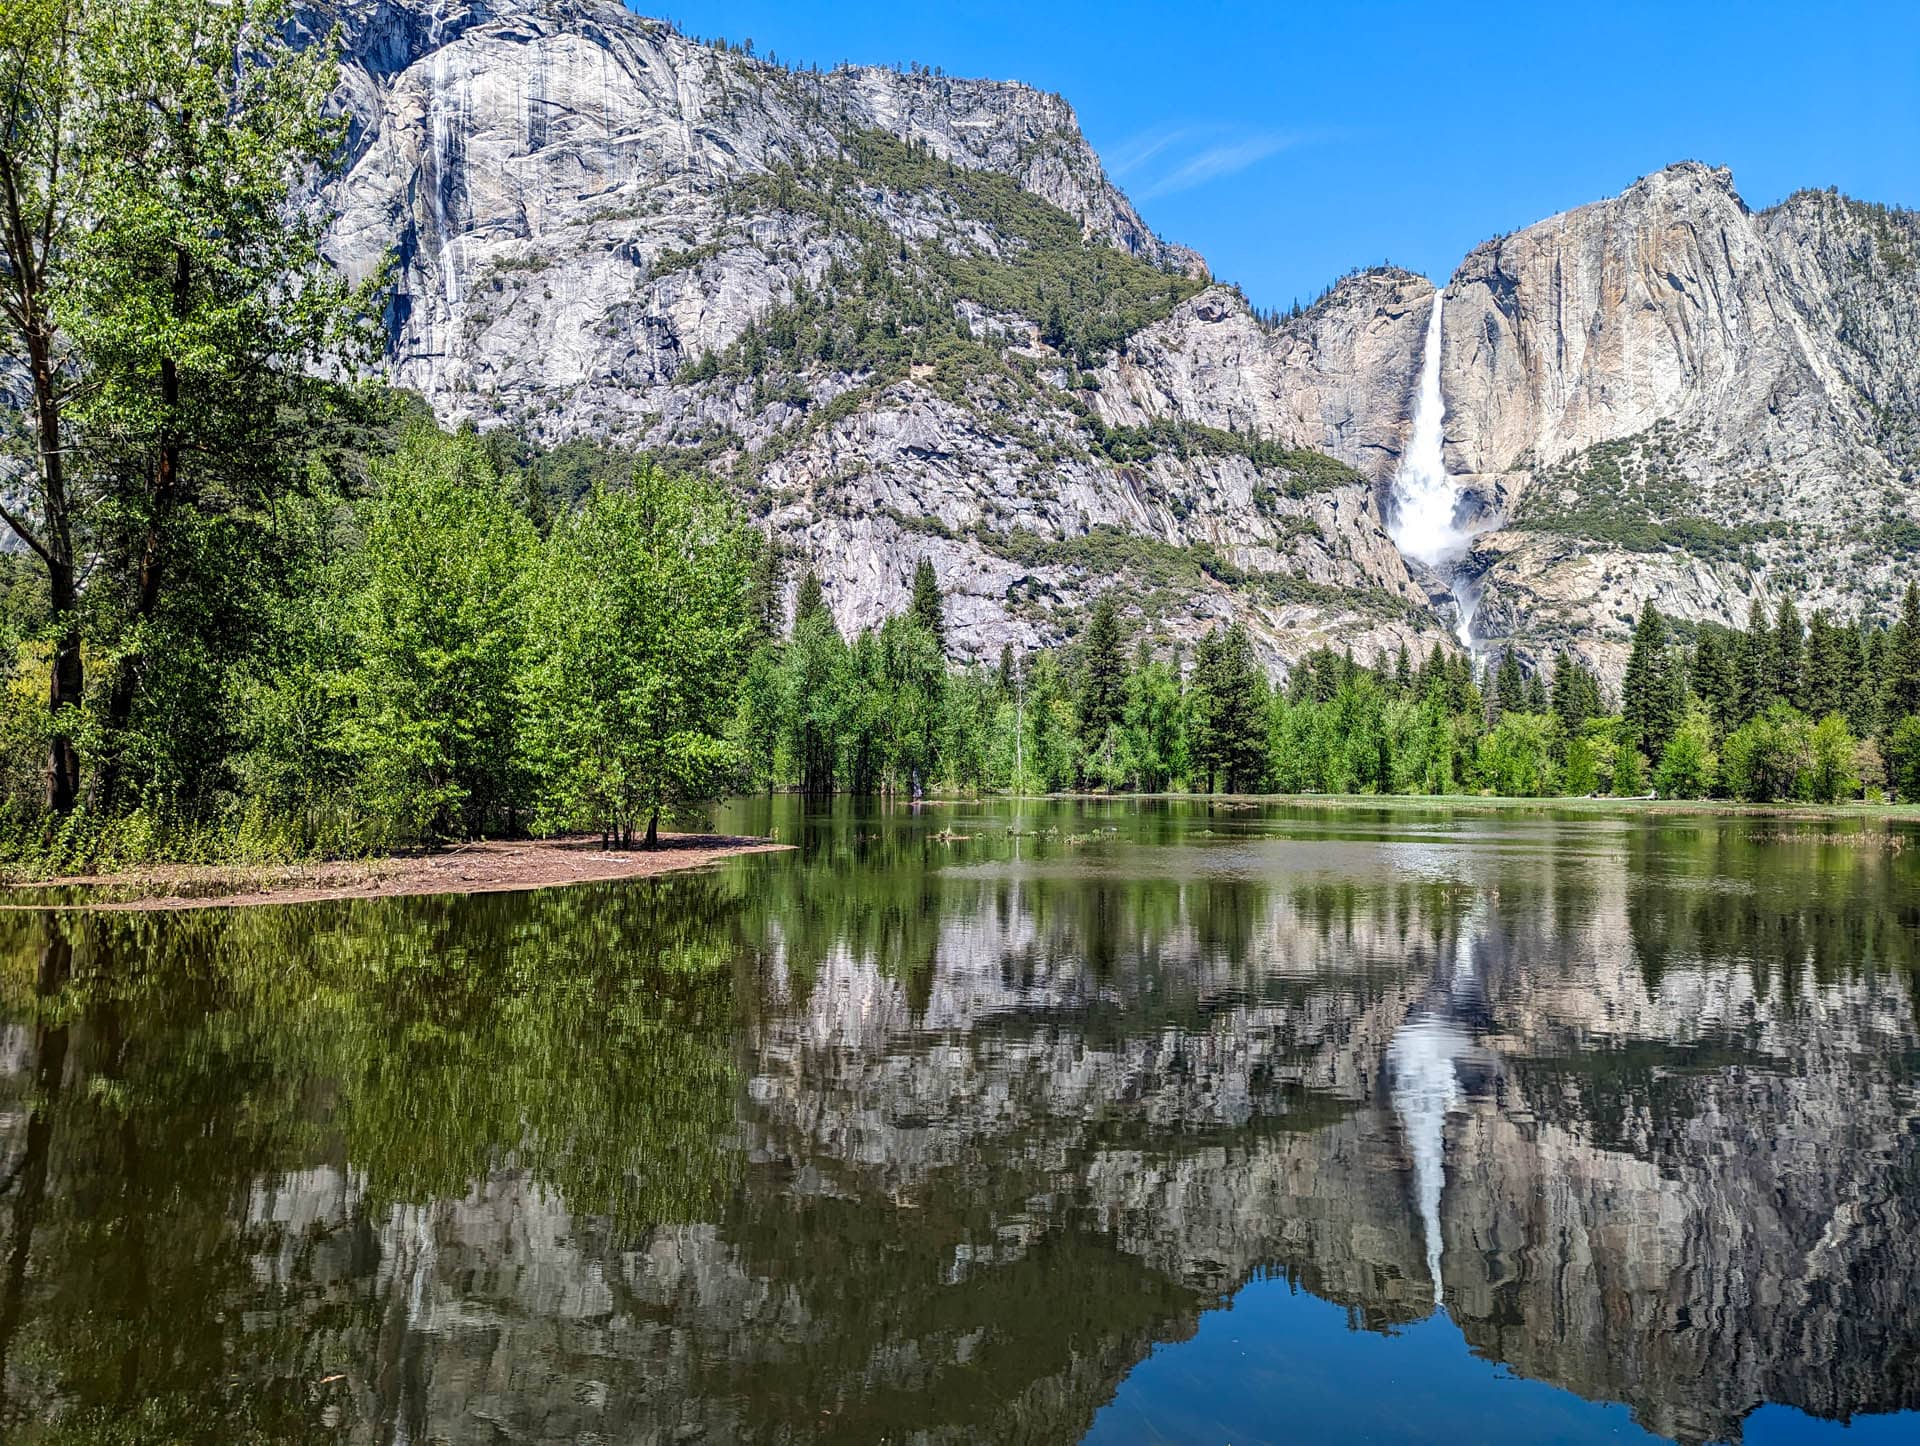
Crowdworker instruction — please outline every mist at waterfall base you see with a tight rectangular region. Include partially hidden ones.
[1388,296,1488,651]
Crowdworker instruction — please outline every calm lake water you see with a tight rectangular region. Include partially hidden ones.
[1,799,1918,1444]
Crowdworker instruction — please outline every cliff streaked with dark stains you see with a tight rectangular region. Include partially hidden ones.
[300,0,1920,681]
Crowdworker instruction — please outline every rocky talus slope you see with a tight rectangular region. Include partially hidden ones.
[303,0,1920,680]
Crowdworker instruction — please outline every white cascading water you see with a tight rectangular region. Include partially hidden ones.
[428,48,461,312]
[1388,295,1485,650]
[1385,919,1480,1308]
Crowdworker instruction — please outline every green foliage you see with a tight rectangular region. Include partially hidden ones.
[347,429,532,840]
[520,464,754,844]
[909,556,947,656]
[1653,704,1717,799]
[1883,715,1920,801]
[1514,427,1765,562]
[1720,706,1813,803]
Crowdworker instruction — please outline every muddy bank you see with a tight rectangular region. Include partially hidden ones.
[0,834,791,912]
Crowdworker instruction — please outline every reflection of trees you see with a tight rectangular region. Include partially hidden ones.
[0,879,748,1437]
[0,804,1916,1443]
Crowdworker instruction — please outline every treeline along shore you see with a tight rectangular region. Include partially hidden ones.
[2,0,1918,880]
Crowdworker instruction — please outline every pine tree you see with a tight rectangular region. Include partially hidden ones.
[792,569,829,631]
[1736,596,1776,722]
[1393,644,1412,695]
[1550,652,1599,733]
[1803,609,1846,720]
[1524,670,1549,714]
[1188,625,1267,793]
[1490,649,1525,723]
[1076,594,1127,753]
[1690,629,1738,731]
[1846,614,1882,738]
[1886,582,1920,724]
[1773,597,1805,710]
[909,557,946,655]
[1620,602,1680,761]
[1213,625,1270,792]
[1187,629,1225,793]
[744,537,784,643]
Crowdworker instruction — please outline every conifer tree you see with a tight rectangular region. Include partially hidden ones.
[1736,597,1776,722]
[1886,582,1920,724]
[793,569,829,631]
[1076,593,1127,756]
[1550,652,1599,733]
[1524,670,1549,714]
[1620,602,1680,761]
[1773,597,1805,710]
[1490,649,1525,723]
[909,557,946,655]
[1690,629,1738,731]
[1802,610,1846,720]
[745,537,784,643]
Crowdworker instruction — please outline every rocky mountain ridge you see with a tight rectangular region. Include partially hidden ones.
[303,0,1920,682]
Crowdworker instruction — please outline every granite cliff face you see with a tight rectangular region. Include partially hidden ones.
[301,0,1920,680]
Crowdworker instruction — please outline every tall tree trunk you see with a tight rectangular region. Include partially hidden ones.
[643,808,659,850]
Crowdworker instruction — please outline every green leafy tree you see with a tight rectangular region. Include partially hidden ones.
[70,0,374,806]
[350,429,532,841]
[1884,714,1920,802]
[783,604,848,794]
[1653,703,1717,800]
[521,464,752,846]
[1720,705,1812,803]
[0,0,370,813]
[1804,713,1860,804]
[877,611,945,792]
[1121,646,1183,791]
[0,0,84,810]
[1479,711,1557,797]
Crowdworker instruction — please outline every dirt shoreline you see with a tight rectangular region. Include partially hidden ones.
[0,834,792,913]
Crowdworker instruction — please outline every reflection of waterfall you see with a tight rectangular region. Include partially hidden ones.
[1387,295,1494,652]
[1386,918,1482,1307]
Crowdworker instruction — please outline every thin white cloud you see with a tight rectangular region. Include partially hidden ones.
[1105,125,1202,179]
[1137,132,1301,199]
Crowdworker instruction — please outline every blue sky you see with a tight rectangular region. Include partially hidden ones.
[646,0,1920,311]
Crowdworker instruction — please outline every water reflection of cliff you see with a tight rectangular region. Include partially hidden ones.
[0,805,1916,1444]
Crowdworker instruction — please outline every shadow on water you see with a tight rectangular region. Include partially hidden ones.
[0,798,1915,1443]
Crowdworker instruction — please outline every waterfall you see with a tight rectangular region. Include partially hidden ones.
[424,0,463,339]
[1386,919,1482,1308]
[1387,1014,1469,1305]
[1388,294,1490,650]
[428,48,461,311]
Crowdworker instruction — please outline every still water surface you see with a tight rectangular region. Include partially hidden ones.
[1,800,1917,1444]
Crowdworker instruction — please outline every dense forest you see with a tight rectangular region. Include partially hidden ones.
[737,572,1920,808]
[2,0,1917,876]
